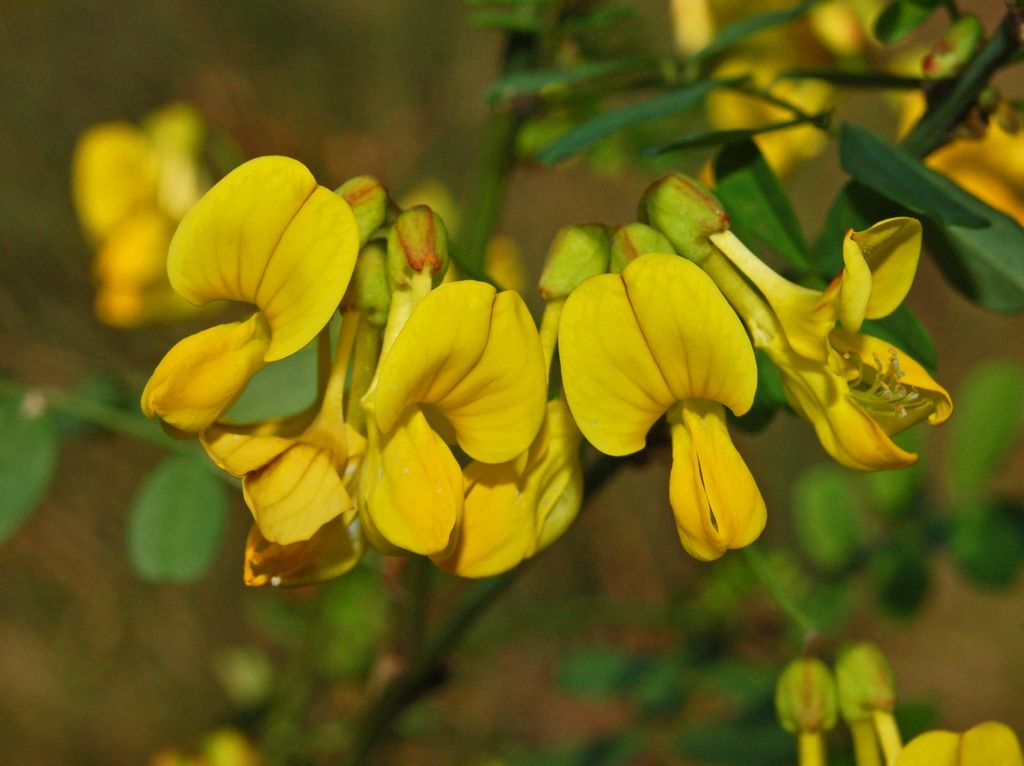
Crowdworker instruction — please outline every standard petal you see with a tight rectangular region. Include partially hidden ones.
[961,722,1024,766]
[72,123,158,242]
[167,156,359,361]
[623,253,757,416]
[372,280,493,434]
[141,314,271,432]
[243,443,354,545]
[668,401,766,561]
[361,409,463,556]
[559,273,674,456]
[841,218,921,332]
[243,516,365,588]
[434,290,547,463]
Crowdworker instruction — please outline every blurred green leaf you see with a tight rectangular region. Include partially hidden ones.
[792,463,866,572]
[51,373,127,438]
[676,719,794,764]
[470,10,547,33]
[714,139,811,270]
[128,454,228,583]
[648,118,814,156]
[865,430,925,517]
[697,661,777,709]
[805,580,854,631]
[316,565,390,679]
[874,0,939,44]
[512,735,643,766]
[694,0,817,63]
[860,305,937,373]
[950,503,1024,588]
[871,538,931,618]
[559,644,647,696]
[563,4,636,33]
[0,393,59,544]
[734,350,787,432]
[487,57,654,102]
[812,181,892,275]
[777,69,925,89]
[947,360,1024,505]
[839,124,988,228]
[535,78,737,165]
[895,700,940,740]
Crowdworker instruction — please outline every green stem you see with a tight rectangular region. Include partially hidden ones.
[342,452,622,764]
[900,10,1022,157]
[740,545,819,641]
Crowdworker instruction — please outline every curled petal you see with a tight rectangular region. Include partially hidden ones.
[373,282,546,463]
[559,272,674,456]
[243,516,365,588]
[840,218,921,332]
[141,313,271,432]
[668,401,766,561]
[361,408,463,556]
[243,443,354,545]
[623,253,757,415]
[167,156,359,361]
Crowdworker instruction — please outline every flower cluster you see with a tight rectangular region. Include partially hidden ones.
[141,158,952,583]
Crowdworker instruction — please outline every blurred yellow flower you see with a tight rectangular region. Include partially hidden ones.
[141,156,360,433]
[709,218,952,470]
[150,728,262,766]
[72,103,210,326]
[559,253,765,560]
[895,721,1024,766]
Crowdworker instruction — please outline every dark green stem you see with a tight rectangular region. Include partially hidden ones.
[740,545,819,642]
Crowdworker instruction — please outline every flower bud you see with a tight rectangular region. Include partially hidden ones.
[538,224,610,299]
[609,223,674,274]
[386,205,450,290]
[775,657,838,734]
[337,175,391,247]
[343,240,392,326]
[922,15,984,79]
[835,642,896,723]
[641,174,729,264]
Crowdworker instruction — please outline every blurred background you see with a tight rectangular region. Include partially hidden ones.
[1,2,1023,764]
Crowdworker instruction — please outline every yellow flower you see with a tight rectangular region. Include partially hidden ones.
[73,104,211,327]
[558,252,765,560]
[709,218,952,470]
[360,280,548,557]
[895,722,1024,766]
[141,156,360,433]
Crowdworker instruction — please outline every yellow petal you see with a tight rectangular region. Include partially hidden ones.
[623,253,757,415]
[894,730,960,766]
[93,210,173,286]
[141,313,271,432]
[243,516,364,588]
[534,397,585,551]
[840,218,922,332]
[373,282,546,463]
[72,123,158,242]
[167,156,359,361]
[361,409,463,556]
[668,401,766,561]
[484,234,527,292]
[243,443,353,545]
[200,413,312,476]
[961,722,1024,766]
[559,272,674,456]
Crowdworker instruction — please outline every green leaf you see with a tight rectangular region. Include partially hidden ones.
[714,139,811,270]
[128,454,228,583]
[51,374,127,438]
[535,78,737,165]
[871,538,930,618]
[777,69,925,89]
[563,4,636,33]
[874,0,939,45]
[694,0,817,63]
[812,181,892,275]
[0,393,59,544]
[792,463,866,572]
[859,305,937,373]
[839,124,988,228]
[316,565,390,678]
[676,719,795,764]
[559,644,647,697]
[648,117,817,156]
[469,10,547,33]
[487,57,654,102]
[950,503,1024,589]
[947,360,1024,505]
[865,430,925,517]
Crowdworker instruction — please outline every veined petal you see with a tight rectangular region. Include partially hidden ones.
[559,273,674,456]
[243,516,365,588]
[961,722,1024,766]
[243,443,353,545]
[840,218,921,332]
[141,313,271,432]
[623,253,757,415]
[167,156,359,361]
[361,409,462,556]
[201,416,310,477]
[72,123,158,242]
[668,401,766,561]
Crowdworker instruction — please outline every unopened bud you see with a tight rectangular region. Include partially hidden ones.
[641,174,729,264]
[609,223,674,273]
[337,175,391,247]
[343,241,392,326]
[835,642,896,723]
[538,224,610,299]
[922,15,984,79]
[386,205,450,291]
[775,657,838,734]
